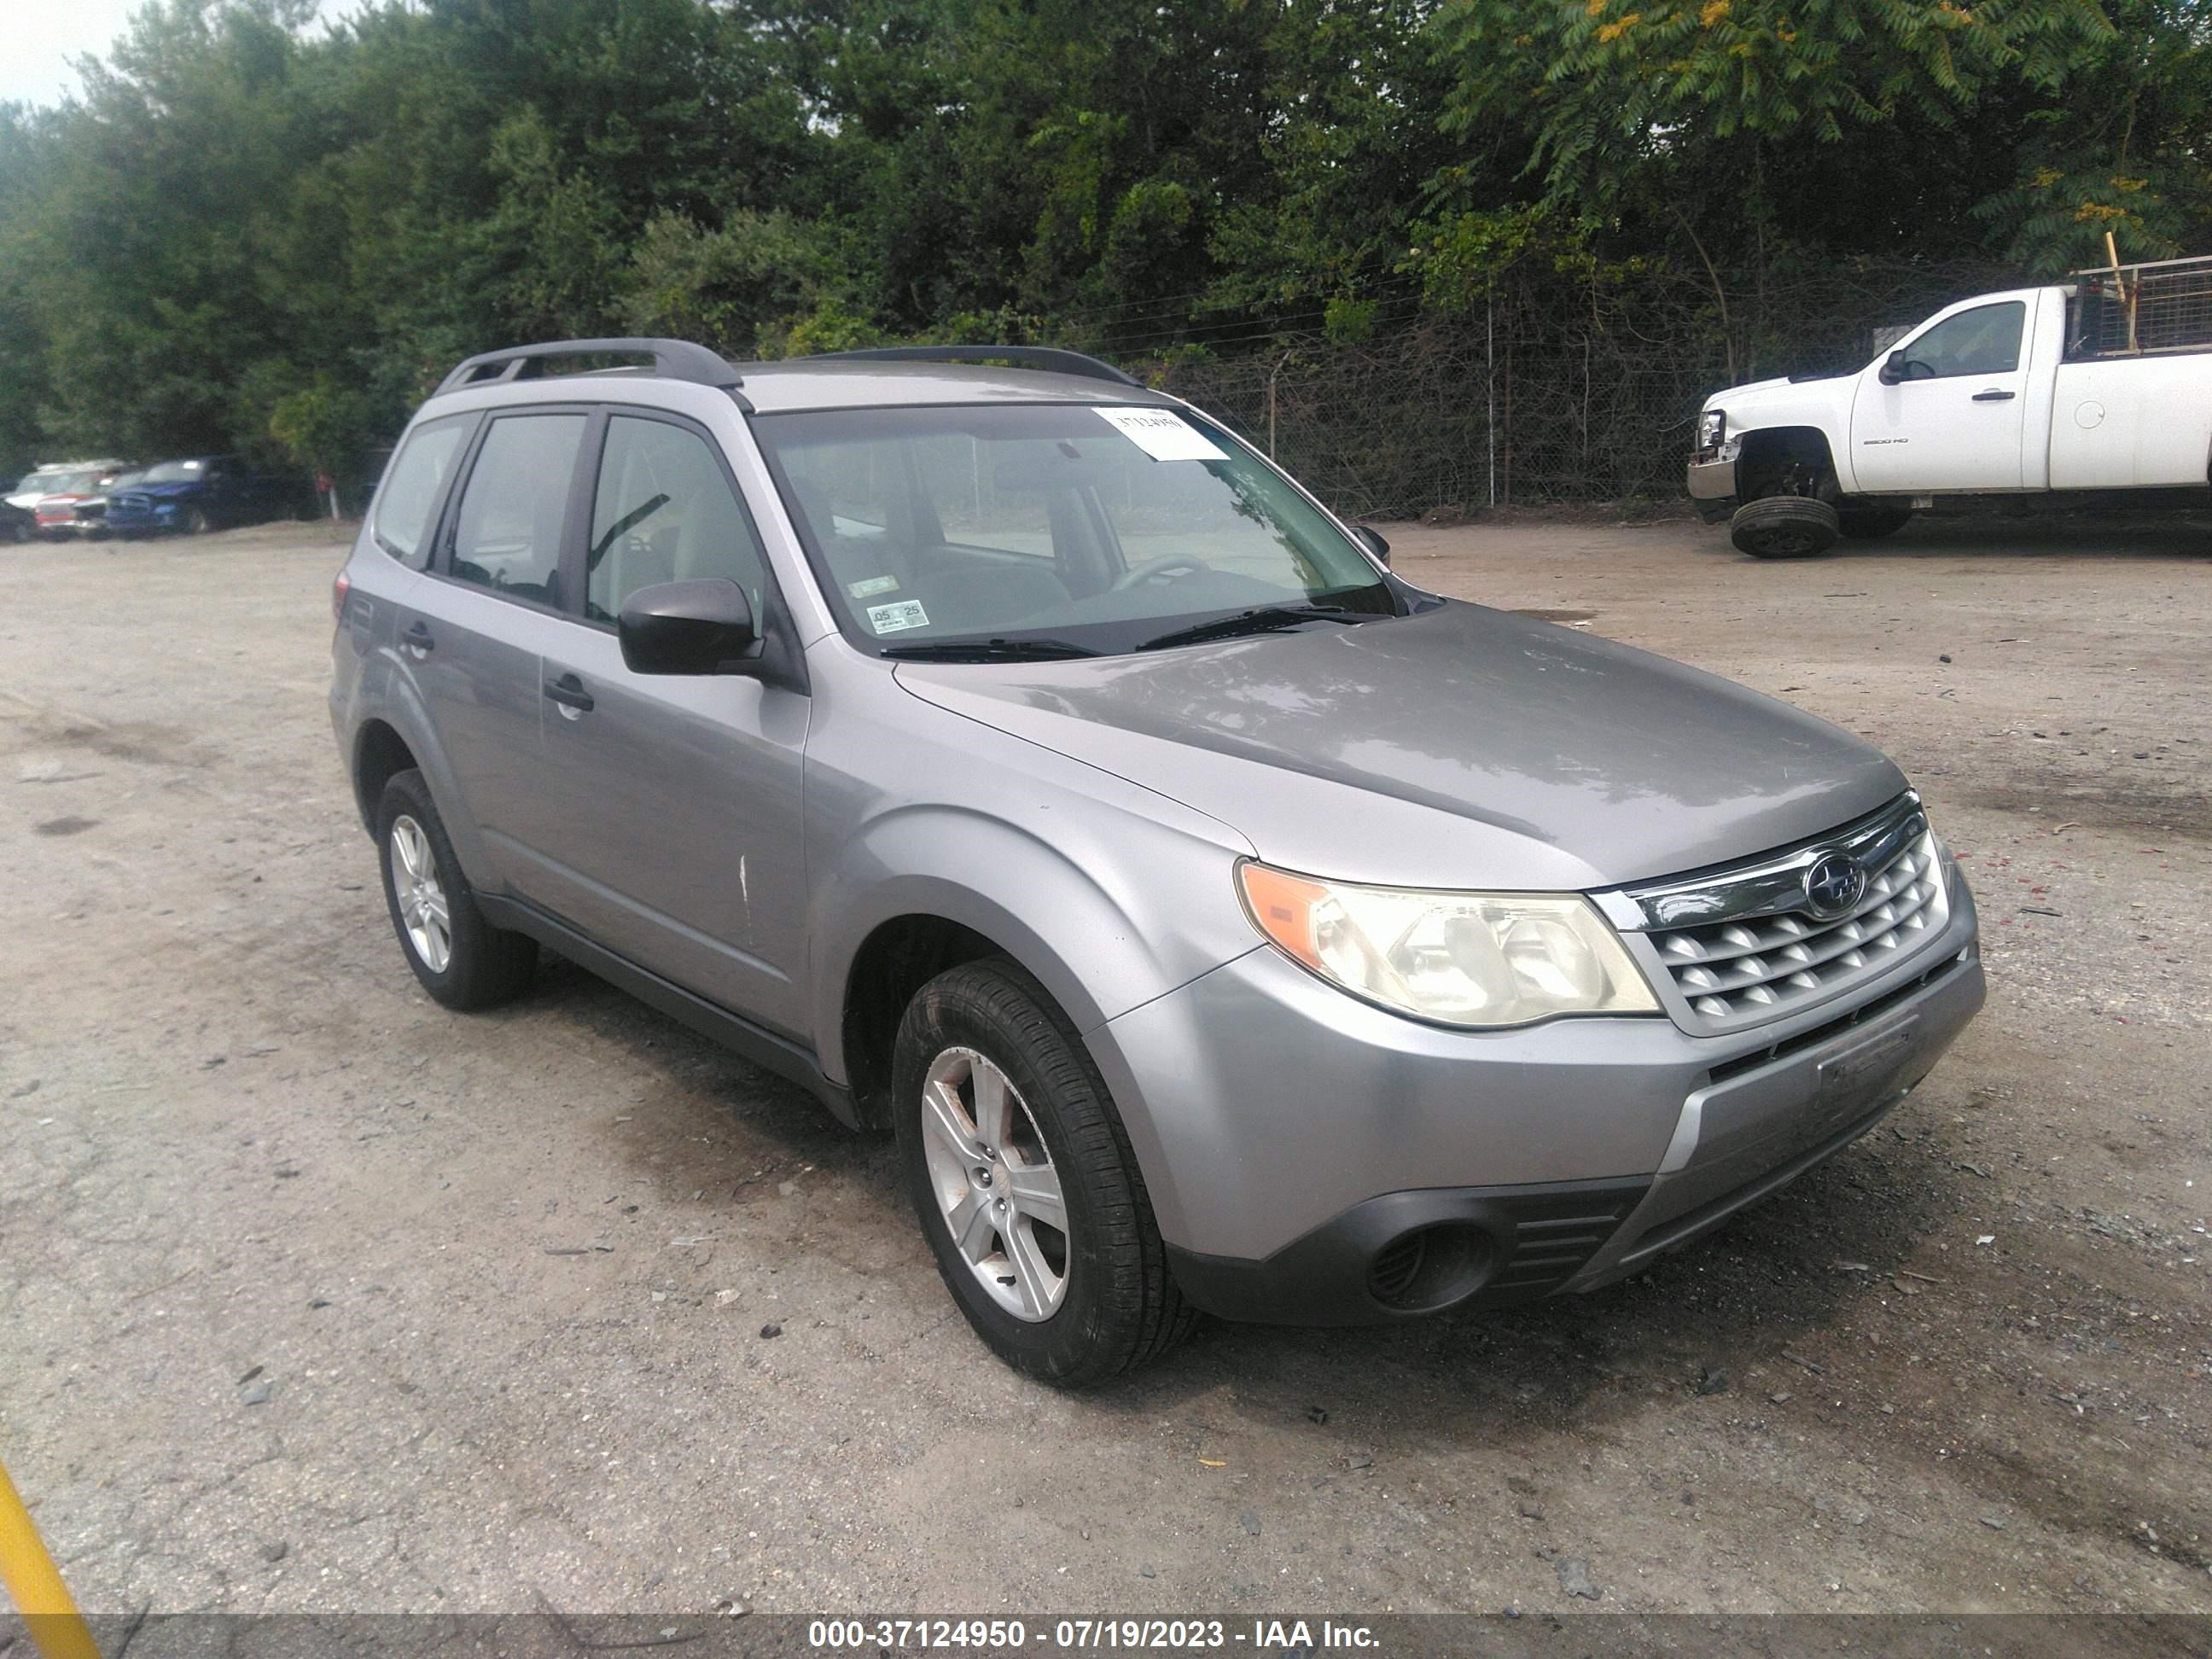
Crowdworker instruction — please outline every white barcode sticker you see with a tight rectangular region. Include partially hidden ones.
[866,599,930,634]
[1096,406,1226,463]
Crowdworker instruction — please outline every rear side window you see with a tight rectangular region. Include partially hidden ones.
[585,416,769,624]
[448,413,587,606]
[372,416,471,570]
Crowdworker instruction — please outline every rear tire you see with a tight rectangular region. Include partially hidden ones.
[1731,495,1840,559]
[375,768,537,1010]
[892,959,1196,1385]
[1838,503,1913,539]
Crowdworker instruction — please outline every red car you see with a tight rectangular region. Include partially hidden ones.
[32,465,137,539]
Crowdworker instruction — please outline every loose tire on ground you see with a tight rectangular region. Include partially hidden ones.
[1730,495,1841,559]
[1838,503,1914,540]
[375,768,538,1010]
[892,958,1196,1385]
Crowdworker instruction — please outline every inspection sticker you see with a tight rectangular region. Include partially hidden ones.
[1097,406,1226,463]
[847,574,901,598]
[865,598,930,634]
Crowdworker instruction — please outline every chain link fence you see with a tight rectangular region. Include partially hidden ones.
[1086,260,2017,519]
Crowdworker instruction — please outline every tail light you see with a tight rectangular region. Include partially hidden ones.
[332,568,351,624]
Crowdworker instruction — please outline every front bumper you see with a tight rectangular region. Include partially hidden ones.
[1686,452,1738,522]
[1098,866,1982,1326]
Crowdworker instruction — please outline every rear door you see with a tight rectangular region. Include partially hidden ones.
[401,408,592,896]
[1850,294,2038,493]
[527,410,812,1036]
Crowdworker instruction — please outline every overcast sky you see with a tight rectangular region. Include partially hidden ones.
[3,0,342,110]
[3,0,147,108]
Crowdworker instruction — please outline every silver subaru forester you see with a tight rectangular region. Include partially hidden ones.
[329,338,1984,1383]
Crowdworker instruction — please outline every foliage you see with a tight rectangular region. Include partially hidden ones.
[268,374,375,477]
[0,0,2205,483]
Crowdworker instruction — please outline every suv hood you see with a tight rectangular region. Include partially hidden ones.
[894,602,1906,890]
[123,480,206,498]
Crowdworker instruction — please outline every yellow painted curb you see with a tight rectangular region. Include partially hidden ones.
[0,1457,100,1659]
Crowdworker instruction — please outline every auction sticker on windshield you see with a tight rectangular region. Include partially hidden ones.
[866,599,930,633]
[1097,407,1226,463]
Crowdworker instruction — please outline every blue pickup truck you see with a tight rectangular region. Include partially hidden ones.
[101,456,304,537]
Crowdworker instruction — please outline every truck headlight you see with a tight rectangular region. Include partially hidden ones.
[1238,863,1660,1028]
[1697,409,1726,451]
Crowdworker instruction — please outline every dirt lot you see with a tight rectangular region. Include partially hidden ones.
[1,509,2207,1621]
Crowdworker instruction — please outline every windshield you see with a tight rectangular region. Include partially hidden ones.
[142,459,210,483]
[15,471,68,496]
[752,403,1394,656]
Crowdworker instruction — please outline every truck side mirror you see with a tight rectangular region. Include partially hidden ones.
[1351,524,1391,567]
[1879,351,1907,386]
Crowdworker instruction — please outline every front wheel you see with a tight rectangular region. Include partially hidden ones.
[183,506,212,536]
[892,960,1196,1385]
[1731,495,1840,559]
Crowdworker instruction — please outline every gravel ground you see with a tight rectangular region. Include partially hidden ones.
[0,509,2207,1620]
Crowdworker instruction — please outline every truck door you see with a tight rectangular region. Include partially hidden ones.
[1849,295,2035,493]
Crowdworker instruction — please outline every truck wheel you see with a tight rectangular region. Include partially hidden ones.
[1731,496,1839,559]
[183,506,212,536]
[1838,504,1913,539]
[892,959,1196,1385]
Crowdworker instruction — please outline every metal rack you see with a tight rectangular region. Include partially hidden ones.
[2068,247,2212,358]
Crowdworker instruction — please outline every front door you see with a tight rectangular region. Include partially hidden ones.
[530,411,812,1037]
[1849,295,2035,494]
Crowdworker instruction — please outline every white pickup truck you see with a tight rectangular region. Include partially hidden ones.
[1687,257,2212,556]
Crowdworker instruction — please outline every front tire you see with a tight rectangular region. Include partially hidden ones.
[183,506,212,536]
[892,960,1196,1385]
[1731,495,1840,559]
[375,769,537,1010]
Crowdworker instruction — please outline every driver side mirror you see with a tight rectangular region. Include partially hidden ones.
[1879,350,1908,386]
[1351,524,1391,567]
[619,579,760,675]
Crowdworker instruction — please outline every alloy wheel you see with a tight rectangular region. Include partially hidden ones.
[387,813,452,973]
[918,1045,1070,1322]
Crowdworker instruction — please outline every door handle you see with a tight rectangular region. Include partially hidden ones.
[544,672,595,715]
[1971,389,2016,401]
[400,620,434,656]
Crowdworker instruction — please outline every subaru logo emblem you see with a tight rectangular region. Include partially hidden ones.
[1803,852,1868,919]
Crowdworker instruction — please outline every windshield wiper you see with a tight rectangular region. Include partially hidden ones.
[881,637,1101,662]
[1134,605,1372,654]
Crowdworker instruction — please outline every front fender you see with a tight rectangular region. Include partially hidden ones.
[808,800,1255,1077]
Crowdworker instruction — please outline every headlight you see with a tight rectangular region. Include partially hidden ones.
[1697,409,1726,451]
[1237,863,1660,1029]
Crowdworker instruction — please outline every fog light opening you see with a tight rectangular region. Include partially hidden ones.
[1366,1223,1492,1312]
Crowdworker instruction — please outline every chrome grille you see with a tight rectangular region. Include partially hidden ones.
[1616,795,1950,1033]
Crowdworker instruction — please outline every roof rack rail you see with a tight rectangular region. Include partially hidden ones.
[805,344,1141,388]
[437,338,744,396]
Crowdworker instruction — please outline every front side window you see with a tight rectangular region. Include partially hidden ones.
[372,417,471,569]
[447,413,586,605]
[1896,301,2025,380]
[586,416,769,624]
[754,403,1394,656]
